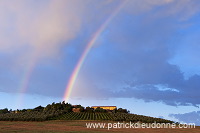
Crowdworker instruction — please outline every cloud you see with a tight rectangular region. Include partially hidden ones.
[169,111,200,125]
[124,0,173,14]
[1,0,199,55]
[162,0,200,21]
[69,0,200,107]
[124,0,200,20]
[0,0,198,60]
[1,0,200,108]
[0,0,81,57]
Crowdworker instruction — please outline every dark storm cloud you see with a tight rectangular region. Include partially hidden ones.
[72,0,200,107]
[169,111,200,125]
[88,21,200,106]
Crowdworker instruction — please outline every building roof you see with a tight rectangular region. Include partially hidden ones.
[91,106,116,107]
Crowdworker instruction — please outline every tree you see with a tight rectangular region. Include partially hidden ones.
[117,108,128,113]
[34,106,44,112]
[95,107,106,113]
[0,108,9,114]
[85,107,94,112]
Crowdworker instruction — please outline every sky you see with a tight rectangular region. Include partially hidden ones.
[1,0,200,125]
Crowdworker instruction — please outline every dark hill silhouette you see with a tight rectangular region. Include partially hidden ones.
[0,101,173,123]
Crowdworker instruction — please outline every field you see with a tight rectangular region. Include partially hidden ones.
[0,120,199,133]
[0,103,197,132]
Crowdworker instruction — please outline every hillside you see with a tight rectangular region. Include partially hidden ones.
[0,101,173,123]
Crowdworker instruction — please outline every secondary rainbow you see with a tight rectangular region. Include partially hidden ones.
[63,1,127,102]
[16,55,38,109]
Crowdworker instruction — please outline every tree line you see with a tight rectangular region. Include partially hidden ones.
[0,101,174,123]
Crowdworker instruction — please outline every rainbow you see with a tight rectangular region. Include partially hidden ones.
[15,55,38,109]
[63,1,127,102]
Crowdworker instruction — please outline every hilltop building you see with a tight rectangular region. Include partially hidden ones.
[72,108,81,112]
[91,106,117,110]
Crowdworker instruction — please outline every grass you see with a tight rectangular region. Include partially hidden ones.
[0,120,199,133]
